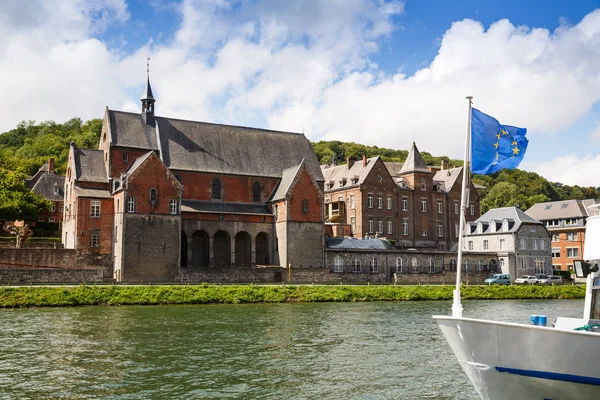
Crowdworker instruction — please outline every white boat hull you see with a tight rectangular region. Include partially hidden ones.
[433,316,600,400]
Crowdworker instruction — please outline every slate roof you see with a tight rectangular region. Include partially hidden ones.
[74,148,109,183]
[74,187,112,199]
[106,109,323,180]
[325,237,394,249]
[467,206,542,235]
[384,161,404,177]
[432,167,463,192]
[398,142,431,175]
[525,199,600,220]
[181,200,272,215]
[320,156,379,191]
[30,173,65,202]
[271,162,303,201]
[124,151,154,176]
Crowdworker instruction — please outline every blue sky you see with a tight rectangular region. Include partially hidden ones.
[1,0,600,186]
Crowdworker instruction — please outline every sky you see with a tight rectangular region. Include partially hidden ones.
[1,0,600,186]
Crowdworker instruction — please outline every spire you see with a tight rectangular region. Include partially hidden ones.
[141,57,155,125]
[399,141,430,174]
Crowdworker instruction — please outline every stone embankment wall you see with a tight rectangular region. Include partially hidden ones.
[0,268,103,284]
[0,242,64,249]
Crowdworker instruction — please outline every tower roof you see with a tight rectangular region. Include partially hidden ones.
[399,142,430,174]
[141,77,155,101]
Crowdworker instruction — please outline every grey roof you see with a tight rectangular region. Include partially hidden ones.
[124,151,154,176]
[399,142,431,174]
[525,199,600,220]
[468,206,541,234]
[325,237,393,249]
[432,167,463,192]
[108,110,159,150]
[181,200,272,215]
[384,161,404,177]
[74,148,109,183]
[320,156,379,191]
[271,161,303,201]
[141,77,155,101]
[74,187,112,199]
[106,109,323,180]
[30,174,65,201]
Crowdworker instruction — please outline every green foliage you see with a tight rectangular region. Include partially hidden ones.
[0,284,585,308]
[0,168,51,220]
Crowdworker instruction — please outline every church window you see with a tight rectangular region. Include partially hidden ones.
[252,181,261,202]
[90,231,100,248]
[212,179,222,200]
[149,188,157,206]
[123,152,128,163]
[302,200,309,214]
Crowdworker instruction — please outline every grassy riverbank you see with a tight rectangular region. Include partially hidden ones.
[0,284,585,308]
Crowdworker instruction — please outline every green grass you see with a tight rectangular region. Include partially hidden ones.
[0,284,586,308]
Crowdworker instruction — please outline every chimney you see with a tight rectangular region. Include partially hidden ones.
[441,159,448,171]
[48,158,55,174]
[332,154,337,166]
[362,154,367,167]
[347,157,354,169]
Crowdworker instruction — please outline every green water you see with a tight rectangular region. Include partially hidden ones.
[0,300,583,399]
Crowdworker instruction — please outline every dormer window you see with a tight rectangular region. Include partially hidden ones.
[53,184,59,195]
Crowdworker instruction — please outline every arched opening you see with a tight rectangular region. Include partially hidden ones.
[214,230,231,268]
[449,259,457,272]
[252,181,261,202]
[396,257,403,273]
[255,232,270,265]
[489,259,498,272]
[235,231,252,268]
[212,179,222,200]
[353,257,361,272]
[180,231,188,268]
[333,255,344,272]
[477,259,485,272]
[411,257,419,274]
[192,230,209,268]
[429,258,435,274]
[369,257,379,272]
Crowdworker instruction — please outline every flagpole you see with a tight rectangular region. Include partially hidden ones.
[452,96,473,318]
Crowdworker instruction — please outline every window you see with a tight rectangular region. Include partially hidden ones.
[149,188,157,206]
[369,257,378,272]
[302,200,309,214]
[530,226,537,232]
[437,200,442,214]
[533,239,540,250]
[51,203,56,212]
[411,258,419,273]
[470,204,475,215]
[455,223,459,238]
[454,202,459,214]
[421,179,426,190]
[127,197,135,213]
[59,204,64,212]
[351,217,356,233]
[499,239,505,250]
[123,152,128,163]
[520,257,527,269]
[477,259,485,272]
[483,240,489,250]
[429,258,435,273]
[369,218,374,233]
[353,257,361,273]
[387,196,392,210]
[377,196,383,209]
[378,220,383,234]
[518,238,527,250]
[53,186,59,195]
[396,257,404,273]
[170,199,178,214]
[388,220,393,235]
[368,194,374,208]
[90,231,100,248]
[333,256,344,273]
[500,258,505,270]
[534,258,546,274]
[402,197,408,211]
[402,218,408,235]
[117,199,120,213]
[468,241,473,251]
[567,248,579,258]
[422,230,428,237]
[252,182,261,202]
[421,199,427,212]
[551,233,559,242]
[350,194,355,209]
[212,179,222,200]
[438,223,443,237]
[551,248,560,258]
[450,259,457,272]
[565,218,577,225]
[49,217,55,222]
[91,200,101,217]
[566,232,577,241]
[546,220,559,227]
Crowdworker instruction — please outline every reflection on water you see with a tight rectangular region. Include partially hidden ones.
[0,299,583,399]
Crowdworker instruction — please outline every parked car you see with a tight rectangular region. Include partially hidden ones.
[514,275,538,284]
[484,274,511,285]
[535,274,549,281]
[538,275,563,285]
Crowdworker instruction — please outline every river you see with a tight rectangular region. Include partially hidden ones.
[0,299,583,399]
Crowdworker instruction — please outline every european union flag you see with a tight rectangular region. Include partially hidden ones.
[471,108,528,175]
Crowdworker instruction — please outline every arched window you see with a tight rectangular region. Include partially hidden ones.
[149,188,157,206]
[450,259,457,272]
[90,231,100,248]
[477,259,485,272]
[396,257,403,273]
[411,257,419,274]
[464,259,472,272]
[489,259,498,272]
[370,257,378,272]
[500,258,505,271]
[252,181,261,202]
[353,257,361,273]
[429,258,435,274]
[333,255,344,272]
[212,179,222,200]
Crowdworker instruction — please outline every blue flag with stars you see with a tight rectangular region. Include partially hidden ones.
[471,108,528,175]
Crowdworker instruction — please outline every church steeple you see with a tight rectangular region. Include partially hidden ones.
[141,57,155,125]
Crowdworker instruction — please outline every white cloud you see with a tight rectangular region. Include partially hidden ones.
[1,1,600,188]
[528,155,600,187]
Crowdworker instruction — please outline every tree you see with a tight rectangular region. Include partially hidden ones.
[480,182,529,214]
[0,168,51,221]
